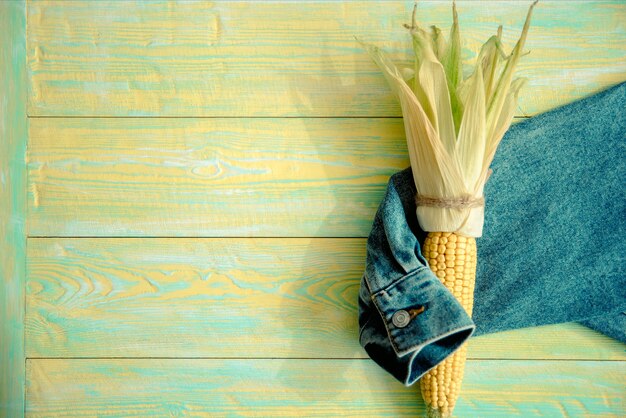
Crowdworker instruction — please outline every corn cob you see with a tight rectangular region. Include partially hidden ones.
[419,231,477,418]
[355,1,538,416]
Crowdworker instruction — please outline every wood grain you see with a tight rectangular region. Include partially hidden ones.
[26,238,626,360]
[1,1,27,416]
[27,1,626,117]
[27,117,409,237]
[25,358,625,417]
[22,1,626,415]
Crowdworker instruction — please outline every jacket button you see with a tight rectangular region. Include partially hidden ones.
[392,310,411,328]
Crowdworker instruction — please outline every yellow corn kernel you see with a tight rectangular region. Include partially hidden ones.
[419,231,477,418]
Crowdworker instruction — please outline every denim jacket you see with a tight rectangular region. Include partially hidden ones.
[358,81,626,386]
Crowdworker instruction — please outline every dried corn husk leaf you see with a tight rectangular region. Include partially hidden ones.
[356,0,538,237]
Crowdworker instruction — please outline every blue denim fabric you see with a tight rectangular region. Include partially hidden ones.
[358,81,626,386]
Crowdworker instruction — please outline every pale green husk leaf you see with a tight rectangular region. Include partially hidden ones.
[355,0,538,237]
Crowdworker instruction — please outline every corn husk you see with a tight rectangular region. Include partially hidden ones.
[356,0,538,237]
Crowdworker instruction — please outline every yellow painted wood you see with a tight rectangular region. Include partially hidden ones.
[22,0,626,415]
[27,1,626,117]
[26,238,626,360]
[27,117,409,237]
[1,1,27,416]
[25,358,625,417]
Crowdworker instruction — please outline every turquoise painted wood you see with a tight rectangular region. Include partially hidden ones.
[26,116,410,237]
[26,237,626,361]
[25,359,625,417]
[0,1,27,416]
[20,1,626,416]
[27,1,626,117]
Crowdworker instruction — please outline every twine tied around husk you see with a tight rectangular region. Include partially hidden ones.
[415,168,492,210]
[415,193,484,209]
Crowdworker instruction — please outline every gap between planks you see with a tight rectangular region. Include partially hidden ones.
[26,116,531,119]
[25,357,625,362]
[27,236,364,239]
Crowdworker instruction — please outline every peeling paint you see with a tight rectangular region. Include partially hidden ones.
[31,182,40,207]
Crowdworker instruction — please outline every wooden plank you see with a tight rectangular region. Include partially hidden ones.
[0,1,27,416]
[27,1,626,117]
[27,117,409,237]
[25,358,625,416]
[26,238,626,360]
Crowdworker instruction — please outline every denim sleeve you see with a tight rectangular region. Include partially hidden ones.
[358,171,475,386]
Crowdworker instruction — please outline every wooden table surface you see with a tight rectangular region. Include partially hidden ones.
[2,1,625,416]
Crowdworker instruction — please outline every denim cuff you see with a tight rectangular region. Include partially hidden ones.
[368,267,475,386]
